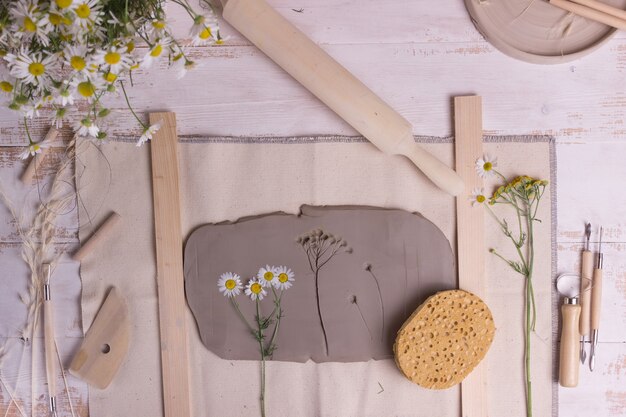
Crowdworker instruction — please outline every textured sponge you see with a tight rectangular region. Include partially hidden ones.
[393,289,496,389]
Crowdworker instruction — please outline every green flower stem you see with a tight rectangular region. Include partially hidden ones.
[229,298,255,335]
[119,81,147,130]
[266,288,283,357]
[23,117,34,146]
[255,299,267,417]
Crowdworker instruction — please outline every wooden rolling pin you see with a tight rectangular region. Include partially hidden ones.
[20,127,58,185]
[73,212,121,262]
[219,0,464,196]
[559,297,581,387]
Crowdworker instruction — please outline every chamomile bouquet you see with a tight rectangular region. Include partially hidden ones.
[0,0,222,156]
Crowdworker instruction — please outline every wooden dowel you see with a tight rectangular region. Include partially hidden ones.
[73,212,122,262]
[570,0,626,22]
[550,0,626,31]
[20,127,59,185]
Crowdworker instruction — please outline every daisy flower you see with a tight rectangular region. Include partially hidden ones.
[19,140,48,160]
[191,21,218,46]
[50,107,68,129]
[53,0,79,11]
[7,49,58,91]
[0,80,14,94]
[136,122,161,147]
[75,118,100,138]
[217,272,243,298]
[274,266,295,290]
[470,188,487,206]
[70,75,104,100]
[64,44,91,73]
[10,0,51,46]
[141,37,171,68]
[245,279,267,301]
[55,82,75,106]
[257,265,278,287]
[475,154,498,178]
[94,45,131,74]
[72,0,103,30]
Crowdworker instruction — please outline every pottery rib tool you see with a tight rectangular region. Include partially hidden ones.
[43,264,58,417]
[550,0,626,31]
[72,211,121,262]
[149,112,191,417]
[556,273,581,387]
[579,223,593,364]
[454,95,488,417]
[218,0,464,196]
[590,226,604,371]
[69,287,130,389]
[20,127,58,185]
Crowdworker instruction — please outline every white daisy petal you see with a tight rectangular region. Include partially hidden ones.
[475,154,498,178]
[217,272,243,298]
[469,187,487,206]
[245,278,267,301]
[273,265,295,290]
[257,265,278,287]
[136,122,161,147]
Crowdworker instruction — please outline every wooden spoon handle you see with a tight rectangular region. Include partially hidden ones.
[560,302,581,387]
[579,250,593,336]
[591,268,603,330]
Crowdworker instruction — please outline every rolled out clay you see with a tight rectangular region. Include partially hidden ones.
[184,205,456,363]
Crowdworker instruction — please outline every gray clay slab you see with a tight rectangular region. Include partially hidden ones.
[184,205,456,363]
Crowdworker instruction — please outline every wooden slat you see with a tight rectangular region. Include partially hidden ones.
[149,112,191,417]
[454,95,487,417]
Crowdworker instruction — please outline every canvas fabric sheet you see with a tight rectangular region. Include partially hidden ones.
[77,136,554,417]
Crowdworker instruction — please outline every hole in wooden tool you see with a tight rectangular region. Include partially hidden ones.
[101,344,111,354]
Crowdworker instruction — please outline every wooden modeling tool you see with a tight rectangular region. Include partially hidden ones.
[149,112,191,417]
[579,223,593,364]
[590,226,604,371]
[454,96,488,417]
[20,127,58,185]
[550,0,626,31]
[556,273,581,387]
[43,264,58,417]
[69,287,130,389]
[72,212,121,262]
[218,0,464,196]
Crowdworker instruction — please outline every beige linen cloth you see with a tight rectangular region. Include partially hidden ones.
[77,135,554,417]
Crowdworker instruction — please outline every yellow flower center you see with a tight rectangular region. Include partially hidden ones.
[49,13,63,26]
[278,273,288,283]
[104,52,121,65]
[103,72,117,82]
[0,81,13,93]
[0,50,6,57]
[152,20,166,29]
[126,42,135,53]
[263,271,274,281]
[225,279,236,290]
[77,81,95,97]
[23,17,37,32]
[76,4,91,19]
[56,0,73,8]
[70,56,86,71]
[28,62,45,76]
[251,283,262,294]
[199,27,212,40]
[150,44,163,57]
[476,195,486,203]
[130,63,139,70]
[483,162,492,171]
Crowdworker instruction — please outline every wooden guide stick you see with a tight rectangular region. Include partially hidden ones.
[72,211,121,262]
[454,96,487,417]
[550,0,626,31]
[20,127,59,185]
[149,112,191,417]
[219,0,464,196]
[571,0,626,21]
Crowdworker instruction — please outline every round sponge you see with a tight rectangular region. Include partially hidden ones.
[393,289,496,389]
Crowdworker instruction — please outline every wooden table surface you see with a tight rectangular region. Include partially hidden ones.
[1,1,625,416]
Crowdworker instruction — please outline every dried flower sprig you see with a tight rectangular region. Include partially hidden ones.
[474,155,548,417]
[0,0,223,148]
[218,265,295,417]
[297,228,351,355]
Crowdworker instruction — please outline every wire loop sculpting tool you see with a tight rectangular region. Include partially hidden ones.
[557,273,582,387]
[43,264,58,417]
[579,223,593,364]
[590,226,604,371]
